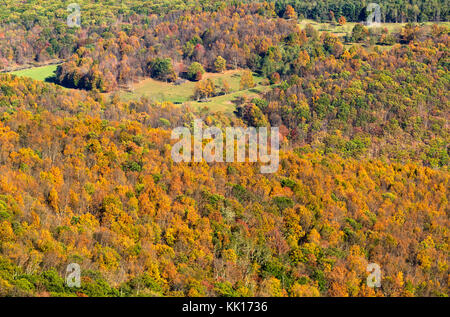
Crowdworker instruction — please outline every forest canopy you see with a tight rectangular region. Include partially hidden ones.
[0,0,448,298]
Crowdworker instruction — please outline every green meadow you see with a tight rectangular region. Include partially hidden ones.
[9,64,58,82]
[298,19,450,37]
[114,70,269,113]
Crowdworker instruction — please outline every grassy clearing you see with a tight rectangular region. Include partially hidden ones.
[188,84,272,114]
[7,65,269,113]
[299,19,358,36]
[9,64,58,82]
[298,19,409,38]
[299,19,449,53]
[298,19,450,37]
[114,69,268,113]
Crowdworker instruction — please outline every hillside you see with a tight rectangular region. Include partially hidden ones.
[0,1,448,298]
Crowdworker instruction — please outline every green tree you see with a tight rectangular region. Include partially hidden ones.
[149,58,176,82]
[187,62,205,81]
[351,24,368,42]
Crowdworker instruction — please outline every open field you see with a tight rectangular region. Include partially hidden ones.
[113,69,270,113]
[298,19,450,37]
[7,66,269,113]
[299,19,449,53]
[9,64,58,82]
[299,19,405,36]
[188,84,271,113]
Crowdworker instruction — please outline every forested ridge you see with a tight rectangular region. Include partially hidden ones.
[0,1,448,297]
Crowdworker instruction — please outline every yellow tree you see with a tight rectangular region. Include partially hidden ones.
[194,79,216,100]
[284,5,297,20]
[239,70,255,90]
[214,56,227,73]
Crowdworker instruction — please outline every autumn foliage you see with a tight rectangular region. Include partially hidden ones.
[0,72,448,296]
[0,0,448,298]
